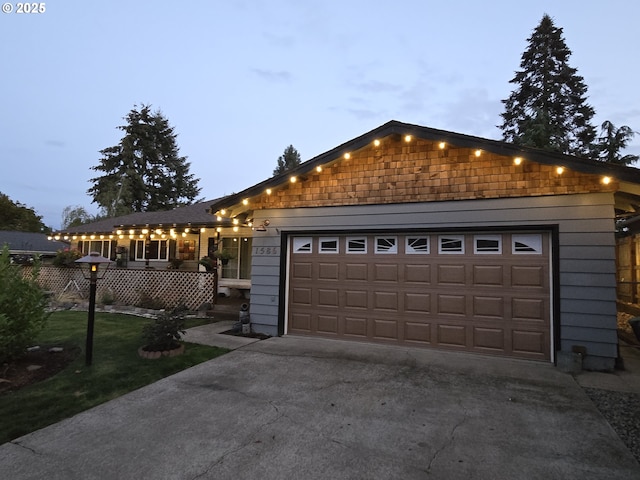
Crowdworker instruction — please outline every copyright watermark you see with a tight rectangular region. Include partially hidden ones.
[2,3,46,14]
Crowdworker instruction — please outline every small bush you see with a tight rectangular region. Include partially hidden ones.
[141,306,186,352]
[0,245,49,362]
[136,292,165,310]
[99,290,116,305]
[53,248,82,267]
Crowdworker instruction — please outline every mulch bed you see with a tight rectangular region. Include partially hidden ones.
[0,345,80,395]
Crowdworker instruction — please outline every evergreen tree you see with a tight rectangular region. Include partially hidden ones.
[596,120,639,165]
[273,145,301,176]
[499,14,597,157]
[88,105,201,216]
[0,193,48,232]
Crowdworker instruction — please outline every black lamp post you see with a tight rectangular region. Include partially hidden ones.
[75,252,111,366]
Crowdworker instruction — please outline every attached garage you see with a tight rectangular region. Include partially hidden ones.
[206,120,640,370]
[287,231,551,360]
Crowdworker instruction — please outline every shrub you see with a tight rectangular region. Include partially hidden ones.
[136,292,165,310]
[0,245,49,362]
[141,306,186,352]
[99,290,116,305]
[53,248,82,267]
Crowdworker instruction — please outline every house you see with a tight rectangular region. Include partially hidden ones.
[51,199,252,292]
[204,120,640,371]
[0,230,68,264]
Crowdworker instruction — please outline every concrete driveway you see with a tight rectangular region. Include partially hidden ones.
[1,336,638,479]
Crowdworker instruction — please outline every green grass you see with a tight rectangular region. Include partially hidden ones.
[0,311,228,444]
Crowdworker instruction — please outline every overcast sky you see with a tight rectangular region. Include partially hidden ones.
[2,0,639,229]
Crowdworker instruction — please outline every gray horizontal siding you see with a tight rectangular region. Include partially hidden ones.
[250,193,618,363]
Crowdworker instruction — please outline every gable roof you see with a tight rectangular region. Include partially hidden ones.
[206,120,640,217]
[57,198,226,235]
[0,231,68,255]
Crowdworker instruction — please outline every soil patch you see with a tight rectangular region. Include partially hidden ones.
[0,344,81,394]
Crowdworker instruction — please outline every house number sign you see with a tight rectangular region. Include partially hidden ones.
[253,246,279,256]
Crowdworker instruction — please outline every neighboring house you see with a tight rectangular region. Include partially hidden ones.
[0,230,68,263]
[204,120,640,371]
[51,199,252,291]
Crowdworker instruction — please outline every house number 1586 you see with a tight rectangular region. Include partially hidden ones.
[253,246,279,256]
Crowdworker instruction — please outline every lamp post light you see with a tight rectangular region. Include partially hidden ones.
[75,252,111,366]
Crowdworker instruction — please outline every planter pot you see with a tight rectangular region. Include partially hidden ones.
[138,343,185,360]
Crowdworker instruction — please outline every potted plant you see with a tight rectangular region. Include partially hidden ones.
[213,249,235,265]
[138,305,187,359]
[198,256,216,272]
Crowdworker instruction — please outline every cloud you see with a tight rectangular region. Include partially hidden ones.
[262,31,295,48]
[250,68,293,83]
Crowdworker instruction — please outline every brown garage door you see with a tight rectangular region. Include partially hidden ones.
[287,232,551,360]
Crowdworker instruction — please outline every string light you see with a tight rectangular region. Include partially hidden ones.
[374,139,381,147]
[343,153,351,159]
[290,176,297,183]
[602,176,612,185]
[474,149,482,157]
[220,209,226,215]
[316,166,322,172]
[266,188,272,195]
[514,157,523,166]
[439,142,446,149]
[556,166,564,175]
[404,135,412,142]
[242,198,249,206]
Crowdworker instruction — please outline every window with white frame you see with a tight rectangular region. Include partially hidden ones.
[346,237,367,254]
[512,234,543,254]
[375,236,397,254]
[474,235,502,254]
[293,237,312,253]
[406,236,429,254]
[135,239,168,261]
[319,238,339,253]
[438,235,465,254]
[78,240,112,259]
[220,236,252,279]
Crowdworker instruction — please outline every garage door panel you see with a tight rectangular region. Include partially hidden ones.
[438,294,466,315]
[512,330,546,356]
[473,296,504,318]
[318,263,339,280]
[405,321,431,343]
[317,315,338,334]
[511,265,546,287]
[405,264,431,284]
[291,287,312,306]
[344,316,367,337]
[373,319,398,340]
[437,324,467,347]
[405,293,430,313]
[374,291,399,311]
[473,327,505,350]
[292,262,312,279]
[345,290,368,309]
[512,298,545,321]
[345,263,368,281]
[317,289,339,307]
[288,232,551,361]
[290,313,311,332]
[374,264,399,282]
[437,264,466,284]
[473,265,504,286]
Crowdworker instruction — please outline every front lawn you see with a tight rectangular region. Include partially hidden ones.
[0,311,228,444]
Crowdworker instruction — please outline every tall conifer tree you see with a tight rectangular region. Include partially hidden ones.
[273,145,301,176]
[88,105,201,217]
[500,14,597,157]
